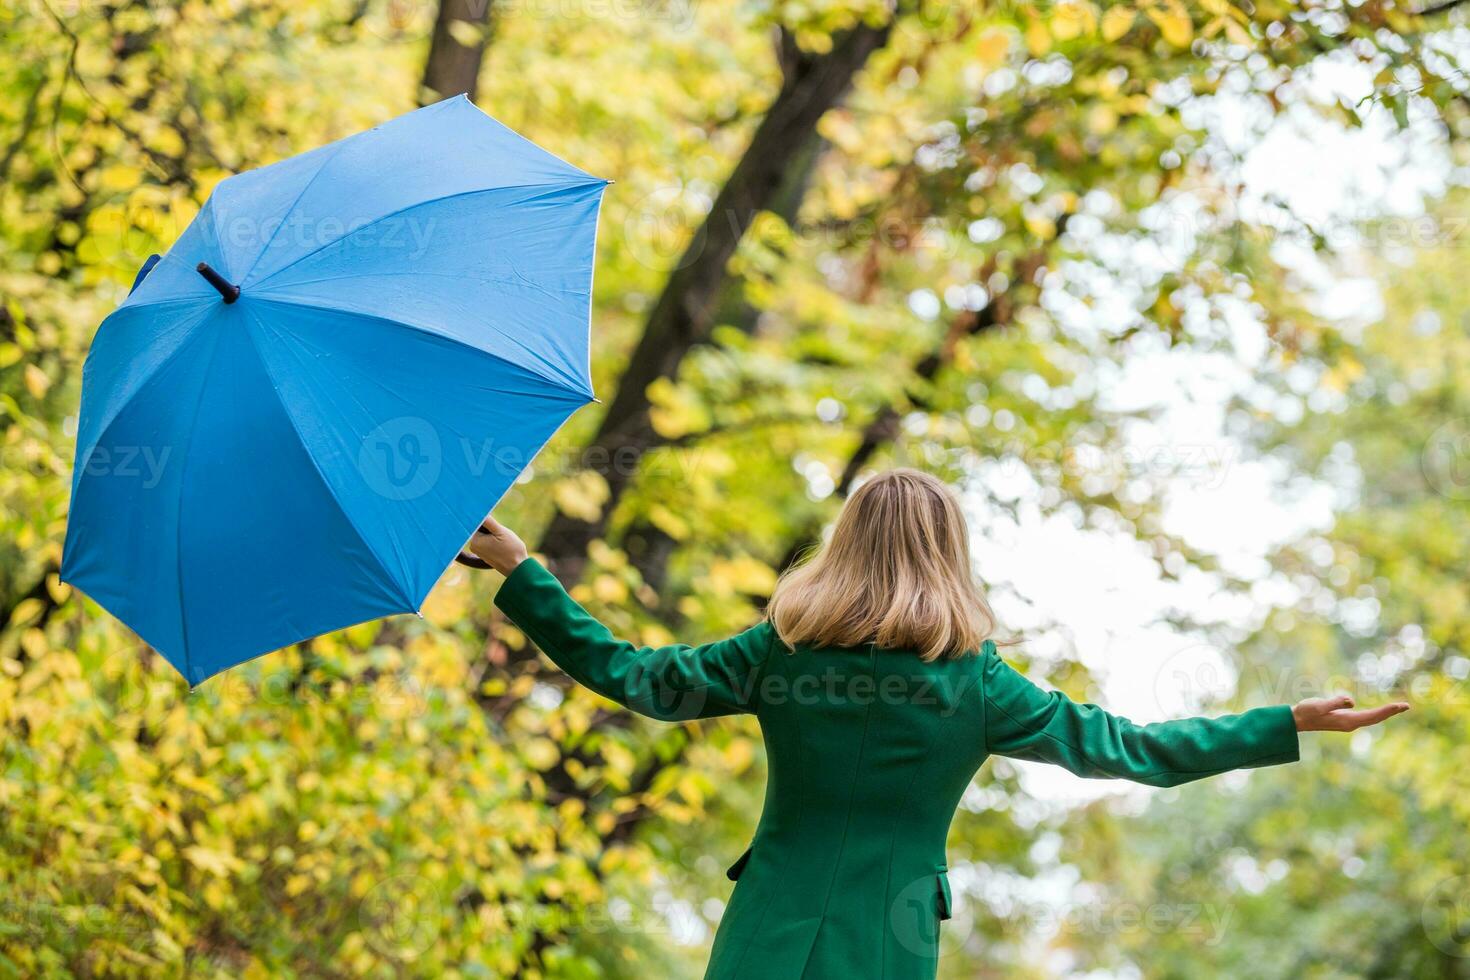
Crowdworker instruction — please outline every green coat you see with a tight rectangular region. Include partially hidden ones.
[495,559,1300,980]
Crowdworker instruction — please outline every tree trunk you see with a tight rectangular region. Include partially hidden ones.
[624,129,827,593]
[534,23,891,586]
[420,0,495,104]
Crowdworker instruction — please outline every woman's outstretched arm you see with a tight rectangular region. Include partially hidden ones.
[980,643,1409,788]
[471,516,775,721]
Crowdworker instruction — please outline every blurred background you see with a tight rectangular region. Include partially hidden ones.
[3,0,1469,976]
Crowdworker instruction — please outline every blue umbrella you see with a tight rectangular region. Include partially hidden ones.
[61,96,607,686]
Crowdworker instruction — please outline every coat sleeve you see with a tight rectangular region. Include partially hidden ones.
[980,642,1299,787]
[494,558,776,721]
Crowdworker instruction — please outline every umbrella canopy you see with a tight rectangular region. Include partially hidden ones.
[61,96,607,686]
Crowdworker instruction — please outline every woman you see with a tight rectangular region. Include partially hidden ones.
[470,468,1408,980]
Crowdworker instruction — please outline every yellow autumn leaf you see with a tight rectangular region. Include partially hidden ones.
[647,375,708,438]
[816,109,864,154]
[24,363,51,398]
[1148,2,1193,47]
[1088,104,1120,134]
[523,737,560,770]
[421,577,468,627]
[677,773,706,807]
[707,555,777,595]
[592,574,628,604]
[640,622,675,647]
[725,738,755,771]
[175,770,225,802]
[98,164,143,192]
[182,846,244,878]
[1052,1,1096,40]
[1024,212,1057,239]
[8,597,44,627]
[1102,5,1135,40]
[20,629,46,661]
[447,19,482,47]
[647,503,690,540]
[976,28,1010,66]
[1024,17,1051,56]
[551,471,609,523]
[601,741,637,778]
[1223,16,1255,46]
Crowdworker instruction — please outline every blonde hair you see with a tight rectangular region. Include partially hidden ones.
[767,468,999,661]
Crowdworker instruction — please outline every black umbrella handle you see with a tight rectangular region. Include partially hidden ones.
[196,262,240,303]
[454,523,493,568]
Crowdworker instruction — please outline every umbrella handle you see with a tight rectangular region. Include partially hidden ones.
[454,523,493,569]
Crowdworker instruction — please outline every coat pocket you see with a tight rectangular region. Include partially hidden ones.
[726,845,753,882]
[936,869,952,921]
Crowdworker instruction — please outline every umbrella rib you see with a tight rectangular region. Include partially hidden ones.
[233,136,356,286]
[73,303,218,482]
[247,178,606,292]
[199,198,231,286]
[250,294,594,402]
[580,186,609,415]
[237,304,422,611]
[113,293,209,317]
[254,323,451,604]
[453,94,604,184]
[171,323,230,685]
[252,269,586,305]
[109,252,220,316]
[250,313,583,448]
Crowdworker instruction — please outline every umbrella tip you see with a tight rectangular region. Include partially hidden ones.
[196,262,241,304]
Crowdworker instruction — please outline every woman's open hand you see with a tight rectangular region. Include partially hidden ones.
[1292,695,1410,732]
[469,515,529,576]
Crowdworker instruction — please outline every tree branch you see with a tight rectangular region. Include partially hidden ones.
[532,21,893,588]
[0,72,45,184]
[1416,0,1470,16]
